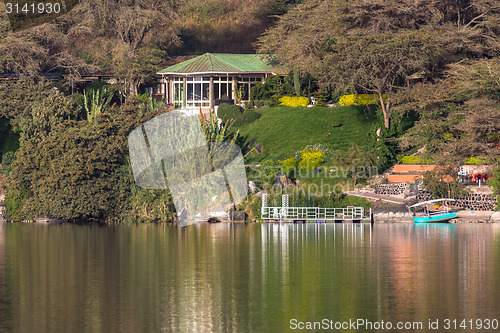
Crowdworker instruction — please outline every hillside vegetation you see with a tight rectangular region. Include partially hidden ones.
[0,0,303,94]
[260,0,500,164]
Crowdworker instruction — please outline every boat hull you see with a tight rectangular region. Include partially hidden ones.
[412,212,457,223]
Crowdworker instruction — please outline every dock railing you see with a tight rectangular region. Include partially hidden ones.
[261,206,364,220]
[261,194,367,221]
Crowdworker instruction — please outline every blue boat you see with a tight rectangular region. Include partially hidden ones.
[408,199,458,223]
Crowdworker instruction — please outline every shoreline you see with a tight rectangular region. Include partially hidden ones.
[373,209,499,223]
[2,212,498,224]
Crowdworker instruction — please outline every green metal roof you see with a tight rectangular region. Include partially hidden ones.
[158,53,288,75]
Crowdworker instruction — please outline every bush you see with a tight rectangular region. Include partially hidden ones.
[218,104,242,123]
[488,167,500,206]
[233,110,261,126]
[339,94,386,106]
[401,155,432,164]
[298,147,324,171]
[465,156,492,165]
[279,96,309,107]
[0,151,15,176]
[253,100,266,108]
[312,90,330,105]
[423,168,468,199]
[258,160,281,187]
[250,76,294,101]
[281,158,298,176]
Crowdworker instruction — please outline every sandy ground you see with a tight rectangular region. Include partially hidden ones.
[454,210,496,222]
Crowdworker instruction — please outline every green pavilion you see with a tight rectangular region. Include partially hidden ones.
[155,53,288,112]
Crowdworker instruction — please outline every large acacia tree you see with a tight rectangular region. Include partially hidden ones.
[258,0,500,128]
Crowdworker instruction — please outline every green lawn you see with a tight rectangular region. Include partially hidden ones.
[234,105,379,163]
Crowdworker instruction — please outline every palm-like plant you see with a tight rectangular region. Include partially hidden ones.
[82,88,112,124]
[202,110,238,144]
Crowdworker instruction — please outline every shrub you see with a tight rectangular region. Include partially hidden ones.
[233,110,261,126]
[279,96,309,107]
[401,156,421,164]
[0,151,15,176]
[312,90,330,105]
[250,76,294,101]
[251,81,273,101]
[218,104,242,123]
[401,155,432,164]
[339,94,387,106]
[244,100,254,109]
[298,147,324,171]
[258,159,281,186]
[423,167,468,199]
[488,167,500,206]
[253,100,266,108]
[465,156,491,165]
[281,158,298,176]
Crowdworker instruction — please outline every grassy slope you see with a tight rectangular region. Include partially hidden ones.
[235,105,378,163]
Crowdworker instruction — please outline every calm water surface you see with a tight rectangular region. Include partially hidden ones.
[0,223,499,333]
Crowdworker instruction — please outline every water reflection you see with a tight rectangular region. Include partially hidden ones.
[0,223,499,332]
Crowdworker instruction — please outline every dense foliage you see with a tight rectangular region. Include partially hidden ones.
[396,58,500,163]
[488,168,500,206]
[423,168,468,199]
[0,1,305,95]
[2,87,174,221]
[259,0,500,128]
[0,78,172,221]
[232,110,261,127]
[218,104,242,123]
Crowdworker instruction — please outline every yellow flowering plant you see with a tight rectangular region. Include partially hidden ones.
[279,96,310,107]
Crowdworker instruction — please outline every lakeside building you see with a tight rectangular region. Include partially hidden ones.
[154,53,288,113]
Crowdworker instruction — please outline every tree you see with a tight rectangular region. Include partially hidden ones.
[258,0,500,128]
[0,20,94,76]
[397,58,500,162]
[0,78,82,143]
[79,0,177,95]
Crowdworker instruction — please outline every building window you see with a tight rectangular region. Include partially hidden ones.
[213,76,233,100]
[186,76,210,108]
[173,76,184,108]
[236,76,260,101]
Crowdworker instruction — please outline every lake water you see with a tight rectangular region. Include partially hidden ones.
[1,222,499,333]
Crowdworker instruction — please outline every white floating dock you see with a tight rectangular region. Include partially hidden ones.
[261,194,372,223]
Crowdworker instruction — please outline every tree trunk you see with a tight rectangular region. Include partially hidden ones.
[293,65,300,96]
[378,91,390,129]
[129,78,140,96]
